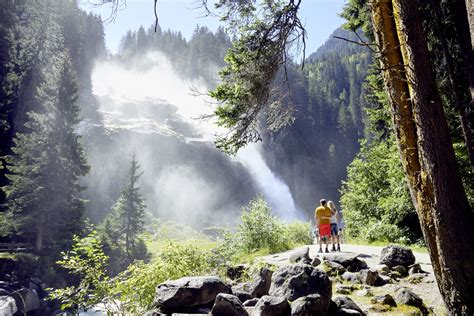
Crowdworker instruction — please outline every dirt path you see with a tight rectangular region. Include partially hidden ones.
[261,243,446,315]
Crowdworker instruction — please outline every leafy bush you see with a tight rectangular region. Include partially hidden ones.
[48,230,116,313]
[285,221,313,245]
[340,138,421,244]
[113,240,214,314]
[51,233,215,314]
[238,196,291,253]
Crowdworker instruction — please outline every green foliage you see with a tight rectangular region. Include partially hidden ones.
[285,221,313,246]
[214,196,310,264]
[50,230,215,314]
[112,240,214,314]
[340,138,420,244]
[2,47,89,252]
[209,1,304,154]
[49,230,115,313]
[99,153,149,275]
[238,196,292,253]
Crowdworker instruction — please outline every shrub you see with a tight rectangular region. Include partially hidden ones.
[285,221,313,245]
[238,196,292,254]
[113,240,214,314]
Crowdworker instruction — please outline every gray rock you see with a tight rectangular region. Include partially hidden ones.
[337,308,363,316]
[355,288,373,297]
[321,261,346,277]
[243,298,260,307]
[391,265,408,277]
[394,287,428,315]
[153,276,231,313]
[12,289,40,313]
[269,264,332,311]
[231,288,253,304]
[408,263,423,275]
[369,304,391,313]
[211,293,248,316]
[378,274,391,285]
[371,294,397,307]
[143,310,166,316]
[233,267,273,300]
[341,272,359,283]
[332,296,364,314]
[358,269,382,286]
[311,257,322,267]
[335,284,353,295]
[323,253,367,272]
[227,264,249,280]
[291,294,324,316]
[380,245,415,268]
[372,264,390,275]
[251,295,290,316]
[0,296,17,315]
[406,273,425,284]
[248,267,273,298]
[289,247,311,264]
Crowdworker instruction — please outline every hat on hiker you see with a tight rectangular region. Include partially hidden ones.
[320,199,327,205]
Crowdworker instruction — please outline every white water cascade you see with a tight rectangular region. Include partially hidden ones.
[90,52,301,220]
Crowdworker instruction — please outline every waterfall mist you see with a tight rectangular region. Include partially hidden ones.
[83,51,302,227]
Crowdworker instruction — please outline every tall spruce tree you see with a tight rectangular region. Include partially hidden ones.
[104,153,147,267]
[3,48,89,252]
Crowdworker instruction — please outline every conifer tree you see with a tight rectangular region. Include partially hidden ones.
[3,49,89,252]
[103,153,147,267]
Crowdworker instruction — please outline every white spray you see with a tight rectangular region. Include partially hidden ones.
[91,51,301,220]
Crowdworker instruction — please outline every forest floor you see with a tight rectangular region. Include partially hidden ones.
[261,243,446,315]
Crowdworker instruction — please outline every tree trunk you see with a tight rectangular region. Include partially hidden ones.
[371,1,474,313]
[467,0,474,45]
[451,0,474,171]
[35,214,45,253]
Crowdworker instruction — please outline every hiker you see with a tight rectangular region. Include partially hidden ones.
[338,210,345,244]
[315,199,332,253]
[328,200,341,252]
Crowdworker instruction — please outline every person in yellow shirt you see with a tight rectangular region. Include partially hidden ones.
[315,199,334,253]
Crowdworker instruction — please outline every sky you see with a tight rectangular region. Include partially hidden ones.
[79,0,347,55]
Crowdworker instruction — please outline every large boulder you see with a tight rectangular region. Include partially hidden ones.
[291,294,324,316]
[11,288,40,314]
[231,285,253,303]
[330,296,364,315]
[289,247,311,265]
[379,245,415,268]
[249,267,273,298]
[152,276,231,313]
[251,295,290,316]
[320,261,346,277]
[269,264,332,311]
[232,267,273,299]
[0,296,17,315]
[371,294,397,307]
[358,269,383,286]
[322,253,368,272]
[243,298,260,307]
[394,287,428,315]
[211,293,248,316]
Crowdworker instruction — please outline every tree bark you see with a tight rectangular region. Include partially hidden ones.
[371,1,474,314]
[35,214,45,253]
[451,0,474,171]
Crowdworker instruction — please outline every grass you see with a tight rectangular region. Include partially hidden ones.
[145,237,217,257]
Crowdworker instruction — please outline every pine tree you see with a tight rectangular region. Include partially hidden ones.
[105,153,147,266]
[3,41,89,253]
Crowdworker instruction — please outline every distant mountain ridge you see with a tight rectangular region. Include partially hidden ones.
[306,27,366,63]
